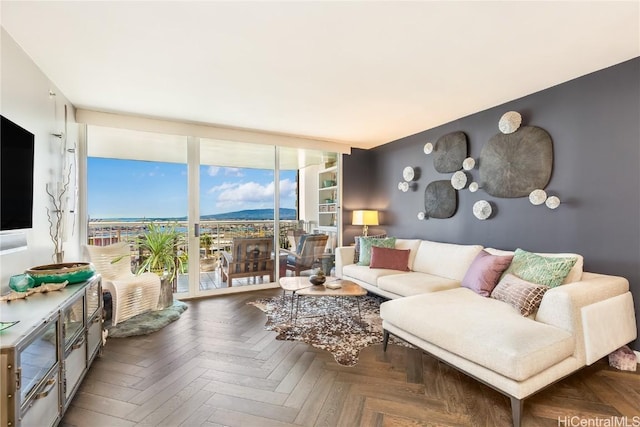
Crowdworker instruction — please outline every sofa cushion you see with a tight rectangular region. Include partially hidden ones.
[357,237,397,266]
[502,248,577,288]
[343,264,401,287]
[380,288,575,381]
[461,250,513,296]
[485,247,584,284]
[378,272,460,297]
[369,246,410,271]
[394,239,422,271]
[354,233,387,263]
[412,241,484,281]
[491,274,550,316]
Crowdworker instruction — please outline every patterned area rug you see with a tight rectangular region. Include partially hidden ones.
[248,294,409,366]
[107,300,188,338]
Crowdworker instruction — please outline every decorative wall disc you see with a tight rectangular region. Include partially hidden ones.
[451,171,467,190]
[498,111,522,134]
[469,182,479,192]
[434,131,468,173]
[403,166,415,182]
[417,211,426,220]
[546,196,561,209]
[423,142,434,154]
[479,126,553,198]
[462,157,476,171]
[473,200,492,220]
[399,181,409,192]
[424,180,457,219]
[529,189,547,205]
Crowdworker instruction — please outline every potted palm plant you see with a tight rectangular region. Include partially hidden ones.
[136,222,186,283]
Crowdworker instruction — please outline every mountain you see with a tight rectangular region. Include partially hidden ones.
[200,208,297,221]
[92,208,297,222]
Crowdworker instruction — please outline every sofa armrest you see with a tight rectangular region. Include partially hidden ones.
[335,246,355,278]
[536,272,635,365]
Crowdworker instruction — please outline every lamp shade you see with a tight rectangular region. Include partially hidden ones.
[352,210,379,226]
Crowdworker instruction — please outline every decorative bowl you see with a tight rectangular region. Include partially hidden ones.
[26,262,95,285]
[309,274,326,286]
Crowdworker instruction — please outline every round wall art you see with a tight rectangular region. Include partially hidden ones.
[479,126,553,198]
[473,200,492,220]
[434,131,468,173]
[529,189,547,205]
[424,180,457,219]
[403,166,415,182]
[451,171,467,190]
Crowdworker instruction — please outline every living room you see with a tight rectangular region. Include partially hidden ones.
[1,2,639,426]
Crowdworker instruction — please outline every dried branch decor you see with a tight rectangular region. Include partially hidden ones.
[46,164,72,263]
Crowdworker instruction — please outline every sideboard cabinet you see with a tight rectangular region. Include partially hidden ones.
[0,275,102,426]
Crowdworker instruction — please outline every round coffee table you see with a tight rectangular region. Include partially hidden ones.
[278,276,316,319]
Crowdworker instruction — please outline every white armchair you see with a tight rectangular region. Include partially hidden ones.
[85,242,161,326]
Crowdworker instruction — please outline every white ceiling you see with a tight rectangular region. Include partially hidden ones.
[2,1,639,149]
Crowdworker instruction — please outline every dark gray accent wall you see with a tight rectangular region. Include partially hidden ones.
[343,58,640,350]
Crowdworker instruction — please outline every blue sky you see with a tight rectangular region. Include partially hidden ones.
[88,158,297,219]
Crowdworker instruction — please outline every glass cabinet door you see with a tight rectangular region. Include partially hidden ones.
[86,279,101,320]
[19,320,58,403]
[63,295,84,349]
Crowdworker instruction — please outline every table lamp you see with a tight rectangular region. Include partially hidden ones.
[352,210,379,237]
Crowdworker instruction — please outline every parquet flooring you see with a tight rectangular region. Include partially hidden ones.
[61,289,640,426]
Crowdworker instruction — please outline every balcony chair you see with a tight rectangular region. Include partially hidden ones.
[85,241,161,326]
[221,237,274,286]
[281,233,329,276]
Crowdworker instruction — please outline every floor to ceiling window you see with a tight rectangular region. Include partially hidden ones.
[85,125,341,299]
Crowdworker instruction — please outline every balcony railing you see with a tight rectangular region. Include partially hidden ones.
[88,219,304,291]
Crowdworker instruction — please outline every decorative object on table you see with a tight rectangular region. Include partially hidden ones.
[0,280,68,302]
[473,200,492,220]
[608,345,637,371]
[479,126,553,198]
[9,274,35,292]
[402,166,415,181]
[352,210,379,236]
[417,211,426,220]
[451,171,468,190]
[434,131,468,173]
[106,300,188,338]
[424,180,457,219]
[0,321,19,331]
[462,157,476,171]
[498,111,522,134]
[0,291,31,302]
[248,295,411,366]
[545,196,561,209]
[529,189,548,205]
[469,182,480,192]
[30,280,68,293]
[423,142,434,154]
[309,269,326,286]
[26,262,95,285]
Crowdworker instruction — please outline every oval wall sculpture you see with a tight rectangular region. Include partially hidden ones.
[424,180,457,219]
[434,131,467,173]
[479,126,553,198]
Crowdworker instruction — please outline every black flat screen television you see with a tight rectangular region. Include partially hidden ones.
[1,115,35,231]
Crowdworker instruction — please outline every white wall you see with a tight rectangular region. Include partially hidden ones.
[1,29,81,293]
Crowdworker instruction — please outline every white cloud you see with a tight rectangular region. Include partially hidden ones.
[207,166,220,176]
[211,179,297,209]
[225,168,243,177]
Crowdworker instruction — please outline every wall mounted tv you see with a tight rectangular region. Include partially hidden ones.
[1,115,35,231]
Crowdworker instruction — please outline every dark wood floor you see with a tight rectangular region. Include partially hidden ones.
[62,289,640,426]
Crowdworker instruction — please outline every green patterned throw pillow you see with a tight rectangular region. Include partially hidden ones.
[502,248,577,288]
[357,237,396,266]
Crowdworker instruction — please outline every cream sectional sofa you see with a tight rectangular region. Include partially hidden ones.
[335,239,637,427]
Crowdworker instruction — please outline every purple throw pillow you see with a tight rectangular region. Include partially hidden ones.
[369,246,410,271]
[461,250,514,297]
